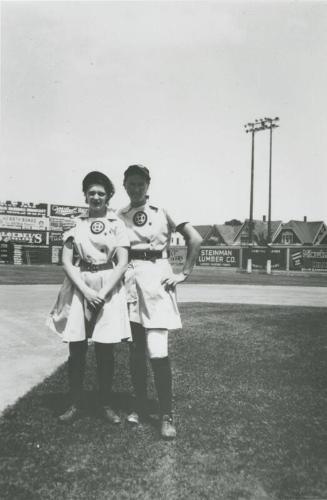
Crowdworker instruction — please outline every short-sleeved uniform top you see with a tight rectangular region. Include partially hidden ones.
[47,210,132,343]
[118,200,185,330]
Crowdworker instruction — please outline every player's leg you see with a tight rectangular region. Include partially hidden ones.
[59,339,87,422]
[94,342,120,424]
[146,328,176,439]
[127,322,148,424]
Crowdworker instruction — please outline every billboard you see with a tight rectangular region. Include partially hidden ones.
[169,246,187,266]
[51,246,62,264]
[0,214,49,230]
[0,241,13,263]
[197,247,240,267]
[49,232,63,244]
[21,246,50,264]
[242,247,287,270]
[303,248,327,271]
[49,217,76,231]
[242,247,266,270]
[50,204,88,218]
[290,248,327,272]
[289,249,303,271]
[270,248,287,270]
[0,201,47,217]
[0,229,47,245]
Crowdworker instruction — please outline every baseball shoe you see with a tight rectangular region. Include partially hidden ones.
[102,406,121,425]
[58,405,81,423]
[126,411,140,425]
[160,415,176,440]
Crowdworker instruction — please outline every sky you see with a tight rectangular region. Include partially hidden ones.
[1,0,327,225]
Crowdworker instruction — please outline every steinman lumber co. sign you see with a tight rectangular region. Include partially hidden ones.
[197,248,239,267]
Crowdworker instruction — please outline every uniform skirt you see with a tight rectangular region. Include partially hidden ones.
[124,259,182,330]
[47,268,132,343]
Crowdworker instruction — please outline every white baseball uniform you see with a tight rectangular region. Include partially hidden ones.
[118,200,185,330]
[48,210,132,343]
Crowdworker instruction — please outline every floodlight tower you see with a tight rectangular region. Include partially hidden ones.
[263,117,279,274]
[244,119,267,273]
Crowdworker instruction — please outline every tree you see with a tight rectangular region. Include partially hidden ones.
[224,219,242,226]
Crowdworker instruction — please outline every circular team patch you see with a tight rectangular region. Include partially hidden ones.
[90,220,105,234]
[133,211,148,227]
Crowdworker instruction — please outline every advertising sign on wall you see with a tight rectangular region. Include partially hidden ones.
[49,216,76,231]
[0,215,49,230]
[51,246,62,264]
[0,201,47,217]
[0,229,47,245]
[49,232,63,244]
[197,247,240,267]
[289,249,303,271]
[242,247,287,270]
[0,241,13,263]
[50,204,88,218]
[169,246,187,266]
[242,248,266,270]
[270,248,287,270]
[302,248,327,271]
[22,246,50,264]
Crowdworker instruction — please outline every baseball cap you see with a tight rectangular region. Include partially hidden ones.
[124,164,151,182]
[82,171,115,198]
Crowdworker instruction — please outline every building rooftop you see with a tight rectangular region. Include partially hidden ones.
[273,220,325,245]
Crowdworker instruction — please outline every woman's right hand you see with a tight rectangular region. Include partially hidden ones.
[83,287,105,311]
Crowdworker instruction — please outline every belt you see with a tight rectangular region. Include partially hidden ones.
[79,260,114,272]
[129,249,170,261]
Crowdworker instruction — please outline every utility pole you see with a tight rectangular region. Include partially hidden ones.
[244,119,267,273]
[264,117,279,274]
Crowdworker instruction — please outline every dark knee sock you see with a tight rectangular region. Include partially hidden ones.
[94,343,114,407]
[68,340,88,408]
[130,323,148,412]
[150,357,172,417]
[130,347,148,412]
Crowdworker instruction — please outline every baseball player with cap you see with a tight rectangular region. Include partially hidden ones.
[48,171,131,424]
[118,164,202,439]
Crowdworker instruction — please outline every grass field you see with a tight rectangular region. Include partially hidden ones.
[1,263,327,287]
[1,303,326,500]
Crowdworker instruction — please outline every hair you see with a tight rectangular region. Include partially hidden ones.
[123,164,151,185]
[82,171,115,200]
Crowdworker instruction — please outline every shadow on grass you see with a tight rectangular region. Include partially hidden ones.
[1,304,327,500]
[40,389,160,422]
[40,390,131,416]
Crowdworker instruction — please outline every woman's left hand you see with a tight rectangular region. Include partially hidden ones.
[88,292,106,312]
[161,272,187,291]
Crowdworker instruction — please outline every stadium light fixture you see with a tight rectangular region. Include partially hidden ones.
[243,118,268,273]
[261,117,280,274]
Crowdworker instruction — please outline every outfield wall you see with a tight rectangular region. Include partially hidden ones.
[1,244,327,272]
[196,246,327,272]
[1,202,327,272]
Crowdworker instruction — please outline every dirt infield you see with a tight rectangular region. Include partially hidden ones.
[0,285,66,413]
[178,284,327,307]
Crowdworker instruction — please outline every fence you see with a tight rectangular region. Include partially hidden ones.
[196,246,327,272]
[1,242,327,272]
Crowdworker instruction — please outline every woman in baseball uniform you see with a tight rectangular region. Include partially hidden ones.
[118,164,202,439]
[48,171,131,424]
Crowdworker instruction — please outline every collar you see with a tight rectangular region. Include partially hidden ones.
[79,208,118,221]
[120,200,159,214]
